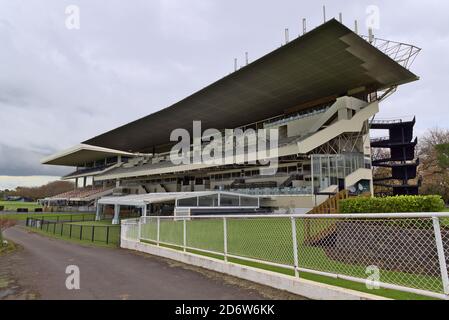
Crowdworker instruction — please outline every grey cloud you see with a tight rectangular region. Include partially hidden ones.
[0,0,447,181]
[0,144,71,176]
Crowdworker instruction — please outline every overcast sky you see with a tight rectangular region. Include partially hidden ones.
[0,0,448,189]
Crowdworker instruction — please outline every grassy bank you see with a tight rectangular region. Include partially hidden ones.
[141,239,434,300]
[135,217,445,300]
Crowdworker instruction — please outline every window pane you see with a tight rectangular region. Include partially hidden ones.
[178,197,197,207]
[198,194,218,207]
[240,196,258,207]
[220,194,240,207]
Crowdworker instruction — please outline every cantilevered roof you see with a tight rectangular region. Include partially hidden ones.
[84,19,419,153]
[41,144,135,166]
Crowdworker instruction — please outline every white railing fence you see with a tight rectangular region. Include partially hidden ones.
[121,213,449,300]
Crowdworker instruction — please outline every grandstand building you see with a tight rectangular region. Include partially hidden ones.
[41,20,420,221]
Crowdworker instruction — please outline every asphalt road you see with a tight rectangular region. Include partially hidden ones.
[1,227,303,300]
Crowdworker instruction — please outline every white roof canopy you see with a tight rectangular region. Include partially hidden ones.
[97,191,260,207]
[41,144,136,166]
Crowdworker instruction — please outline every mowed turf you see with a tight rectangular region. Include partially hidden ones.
[1,213,95,221]
[30,218,120,245]
[0,201,42,211]
[137,217,445,298]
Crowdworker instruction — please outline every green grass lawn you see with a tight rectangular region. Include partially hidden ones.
[26,217,120,246]
[0,201,42,211]
[25,226,118,248]
[136,218,445,300]
[0,213,96,221]
[68,220,114,226]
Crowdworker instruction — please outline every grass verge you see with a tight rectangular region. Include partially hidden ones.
[0,213,95,221]
[140,239,437,300]
[0,239,17,256]
[24,226,118,248]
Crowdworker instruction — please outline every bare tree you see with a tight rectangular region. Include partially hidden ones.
[11,180,74,200]
[417,128,449,203]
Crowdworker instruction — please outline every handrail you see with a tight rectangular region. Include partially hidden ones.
[131,212,449,221]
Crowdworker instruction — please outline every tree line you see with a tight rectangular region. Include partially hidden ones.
[1,180,74,201]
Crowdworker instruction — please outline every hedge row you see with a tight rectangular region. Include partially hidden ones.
[339,195,445,213]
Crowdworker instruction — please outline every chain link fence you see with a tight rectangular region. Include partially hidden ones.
[121,213,449,300]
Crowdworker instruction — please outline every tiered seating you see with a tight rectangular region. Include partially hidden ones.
[264,105,330,128]
[230,186,312,196]
[50,187,111,200]
[63,164,113,178]
[229,181,277,190]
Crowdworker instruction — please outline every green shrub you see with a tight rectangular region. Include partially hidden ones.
[339,195,445,213]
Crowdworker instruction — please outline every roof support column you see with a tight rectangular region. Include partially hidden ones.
[142,204,147,217]
[112,204,120,225]
[95,203,102,221]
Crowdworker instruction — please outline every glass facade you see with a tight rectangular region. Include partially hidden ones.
[198,194,219,207]
[312,153,368,193]
[220,194,240,207]
[177,193,259,208]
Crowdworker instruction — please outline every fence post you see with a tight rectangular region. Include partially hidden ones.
[61,223,64,236]
[291,216,299,278]
[137,218,142,241]
[223,217,228,262]
[106,226,110,244]
[69,224,72,238]
[432,217,449,295]
[157,217,160,246]
[80,225,83,240]
[92,226,95,242]
[183,218,187,252]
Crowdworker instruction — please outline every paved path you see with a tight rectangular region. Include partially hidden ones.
[1,227,302,300]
